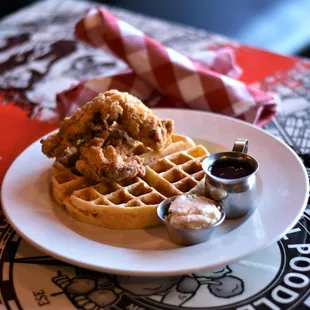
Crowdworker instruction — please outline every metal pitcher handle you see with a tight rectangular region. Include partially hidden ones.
[232,138,248,154]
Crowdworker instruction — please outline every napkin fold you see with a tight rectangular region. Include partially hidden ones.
[56,8,278,126]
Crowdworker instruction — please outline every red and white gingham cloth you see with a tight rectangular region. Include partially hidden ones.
[56,8,278,126]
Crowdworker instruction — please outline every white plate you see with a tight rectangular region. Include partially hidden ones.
[1,109,309,276]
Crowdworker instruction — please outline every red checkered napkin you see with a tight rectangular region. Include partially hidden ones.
[57,8,278,126]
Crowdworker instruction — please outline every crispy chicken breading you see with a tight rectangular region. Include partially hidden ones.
[76,138,145,182]
[41,90,173,158]
[40,90,174,181]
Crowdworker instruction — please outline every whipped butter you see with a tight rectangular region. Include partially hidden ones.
[165,195,221,229]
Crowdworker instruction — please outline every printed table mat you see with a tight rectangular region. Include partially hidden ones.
[0,1,309,309]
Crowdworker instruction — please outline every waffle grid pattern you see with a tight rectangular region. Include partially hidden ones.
[51,135,195,203]
[51,135,209,229]
[68,145,208,210]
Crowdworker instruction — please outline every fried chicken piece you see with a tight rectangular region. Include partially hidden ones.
[41,96,119,158]
[109,90,174,150]
[103,126,138,151]
[76,137,145,182]
[40,90,174,182]
[41,90,173,158]
[57,146,80,168]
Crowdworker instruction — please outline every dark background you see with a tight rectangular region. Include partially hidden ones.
[1,0,310,58]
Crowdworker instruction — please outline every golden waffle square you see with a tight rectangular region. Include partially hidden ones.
[64,177,167,229]
[143,145,209,197]
[51,162,97,205]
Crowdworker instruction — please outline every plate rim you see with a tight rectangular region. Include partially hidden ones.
[1,109,309,276]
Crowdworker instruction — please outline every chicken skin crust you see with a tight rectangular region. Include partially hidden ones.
[40,90,174,181]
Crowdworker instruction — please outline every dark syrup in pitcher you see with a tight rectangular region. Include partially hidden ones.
[209,159,254,179]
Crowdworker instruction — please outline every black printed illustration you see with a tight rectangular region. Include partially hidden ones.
[51,272,118,309]
[0,29,124,119]
[0,33,76,117]
[253,61,310,154]
[50,265,244,309]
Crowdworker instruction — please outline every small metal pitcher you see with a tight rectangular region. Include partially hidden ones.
[202,139,259,219]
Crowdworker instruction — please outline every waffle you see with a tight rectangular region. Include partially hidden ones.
[51,162,97,205]
[51,134,195,204]
[51,135,209,229]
